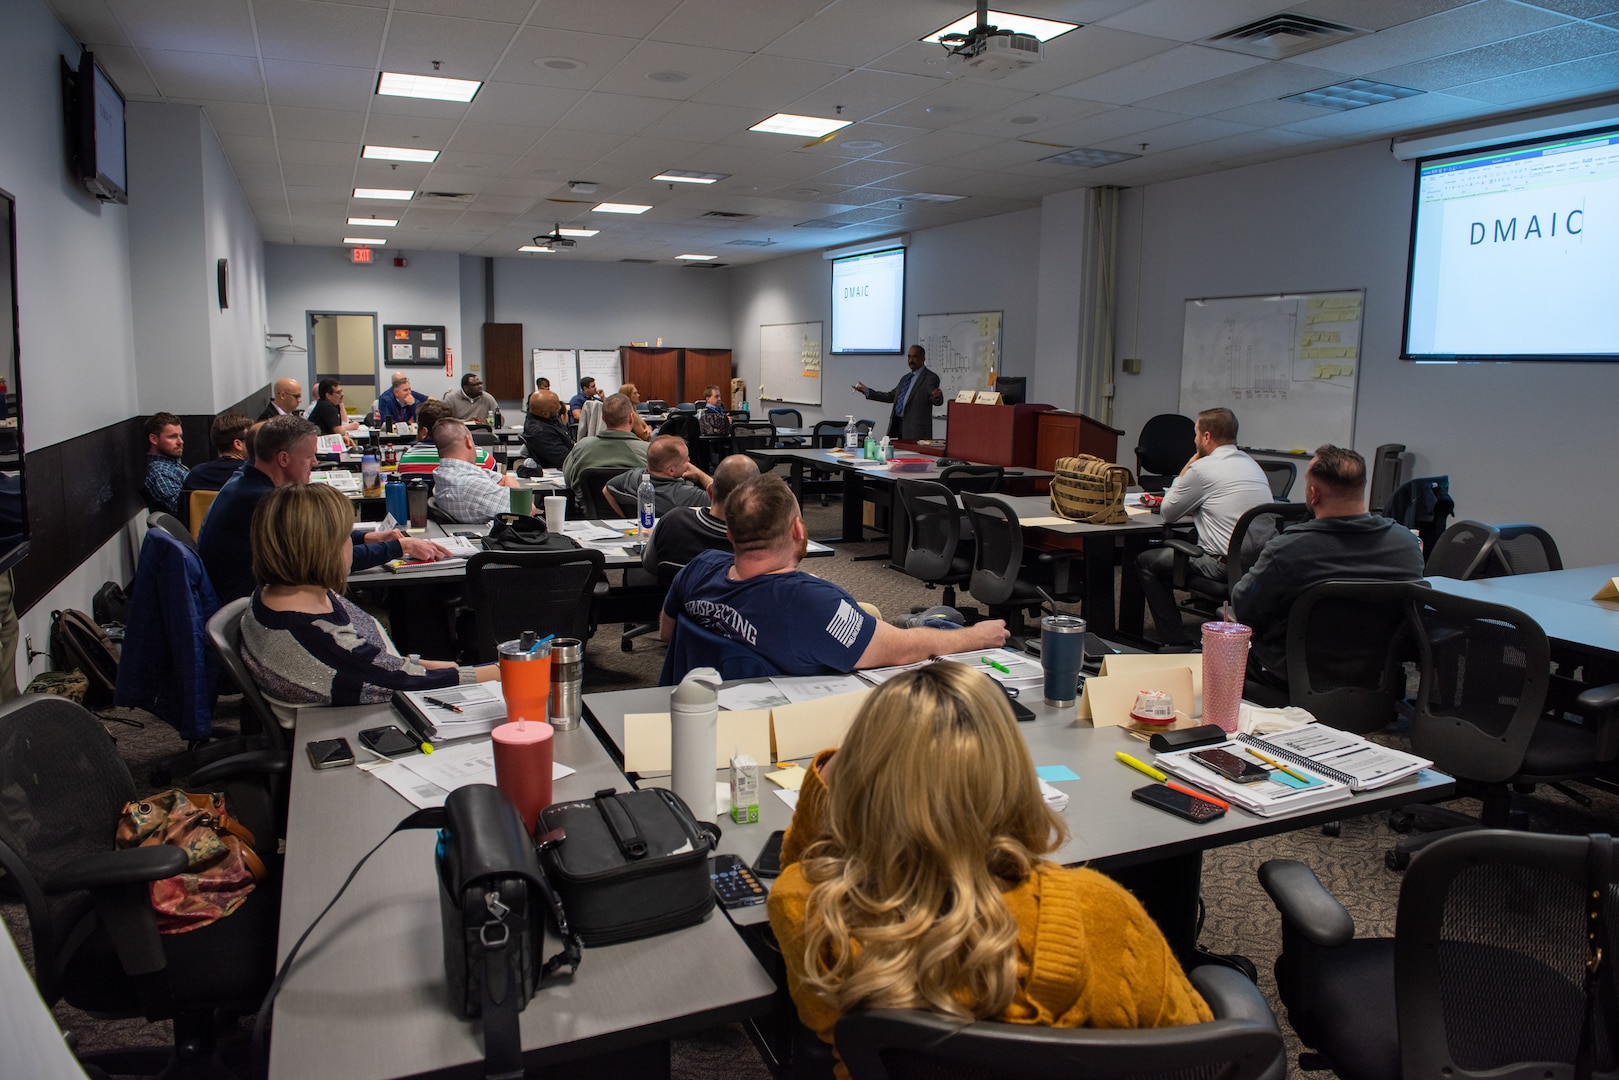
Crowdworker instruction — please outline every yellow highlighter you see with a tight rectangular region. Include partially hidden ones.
[1115,751,1168,783]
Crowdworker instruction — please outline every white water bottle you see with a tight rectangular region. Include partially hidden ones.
[637,473,657,531]
[844,415,858,450]
[671,667,722,821]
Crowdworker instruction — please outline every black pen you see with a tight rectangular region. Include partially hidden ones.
[422,696,463,714]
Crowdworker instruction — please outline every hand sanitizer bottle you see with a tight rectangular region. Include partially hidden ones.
[844,416,858,450]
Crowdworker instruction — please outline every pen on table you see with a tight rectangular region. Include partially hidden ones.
[981,656,1012,675]
[422,696,463,714]
[1245,746,1308,782]
[1116,752,1229,808]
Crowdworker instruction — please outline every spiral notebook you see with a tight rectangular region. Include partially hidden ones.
[1235,727,1431,792]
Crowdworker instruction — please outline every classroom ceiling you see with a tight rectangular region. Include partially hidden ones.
[45,0,1619,265]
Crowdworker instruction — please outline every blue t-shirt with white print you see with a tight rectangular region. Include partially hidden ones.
[664,549,876,675]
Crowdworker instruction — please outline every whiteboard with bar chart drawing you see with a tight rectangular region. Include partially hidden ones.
[917,311,1002,407]
[1178,290,1362,452]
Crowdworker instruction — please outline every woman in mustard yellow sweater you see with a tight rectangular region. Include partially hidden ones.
[766,663,1211,1072]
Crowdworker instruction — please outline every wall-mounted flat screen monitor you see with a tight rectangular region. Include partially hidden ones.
[830,247,905,354]
[72,51,128,204]
[1402,124,1619,361]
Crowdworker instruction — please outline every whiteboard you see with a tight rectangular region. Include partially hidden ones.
[917,311,1001,405]
[1178,290,1363,452]
[578,349,621,391]
[531,349,576,394]
[759,322,823,406]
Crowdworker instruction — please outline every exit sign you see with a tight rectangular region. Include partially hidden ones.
[350,246,375,264]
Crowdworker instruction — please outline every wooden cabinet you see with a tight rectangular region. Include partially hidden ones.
[482,323,524,400]
[620,347,680,406]
[681,349,733,406]
[1034,412,1126,472]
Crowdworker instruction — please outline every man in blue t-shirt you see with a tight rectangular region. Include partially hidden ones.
[661,475,1008,676]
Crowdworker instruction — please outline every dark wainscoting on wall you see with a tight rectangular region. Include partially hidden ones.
[13,384,271,614]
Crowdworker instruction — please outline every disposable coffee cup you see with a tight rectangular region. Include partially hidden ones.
[1041,614,1087,707]
[544,495,567,533]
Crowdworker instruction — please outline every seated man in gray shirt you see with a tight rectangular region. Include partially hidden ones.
[643,453,759,571]
[604,434,712,518]
[1232,444,1424,686]
[1135,407,1273,646]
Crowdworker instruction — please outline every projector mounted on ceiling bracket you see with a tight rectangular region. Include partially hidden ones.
[530,223,578,252]
[938,0,1043,78]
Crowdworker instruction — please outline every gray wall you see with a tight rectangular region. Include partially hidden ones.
[1111,139,1619,567]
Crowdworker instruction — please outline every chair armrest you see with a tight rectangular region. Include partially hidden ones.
[1574,683,1619,760]
[185,749,291,787]
[46,847,188,894]
[1162,537,1203,559]
[1575,682,1619,714]
[1190,965,1280,1030]
[1257,859,1354,947]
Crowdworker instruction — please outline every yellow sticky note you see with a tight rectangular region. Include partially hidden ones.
[1594,577,1619,601]
[766,765,808,790]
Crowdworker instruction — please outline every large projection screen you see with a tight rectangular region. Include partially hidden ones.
[830,247,904,354]
[1402,124,1619,361]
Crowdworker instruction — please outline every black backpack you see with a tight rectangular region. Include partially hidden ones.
[50,609,121,707]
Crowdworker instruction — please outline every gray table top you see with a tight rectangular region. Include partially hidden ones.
[269,704,776,1080]
[1425,565,1619,656]
[754,446,1053,483]
[984,493,1165,536]
[585,680,1454,928]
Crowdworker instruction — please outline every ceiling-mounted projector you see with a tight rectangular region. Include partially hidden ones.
[531,223,577,250]
[937,2,1044,79]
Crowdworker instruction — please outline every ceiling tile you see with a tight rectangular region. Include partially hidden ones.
[599,136,708,171]
[527,0,685,38]
[872,82,1035,129]
[378,11,519,79]
[1279,90,1486,137]
[1289,0,1573,75]
[354,160,431,186]
[871,129,1006,165]
[948,137,1081,170]
[262,60,376,110]
[361,113,462,148]
[435,151,523,176]
[763,0,955,67]
[553,92,679,136]
[111,0,258,55]
[1135,61,1351,117]
[995,27,1184,94]
[463,82,586,127]
[1287,0,1476,32]
[1517,0,1619,15]
[200,100,275,137]
[693,55,849,111]
[47,0,130,46]
[491,28,643,89]
[144,49,265,102]
[219,133,282,164]
[1091,115,1256,153]
[668,144,801,175]
[651,0,828,52]
[591,40,753,100]
[788,68,947,124]
[1370,22,1619,91]
[92,47,160,98]
[280,162,353,187]
[1094,0,1303,44]
[1032,105,1192,146]
[252,0,386,67]
[1445,48,1619,104]
[269,105,368,142]
[393,0,538,23]
[803,158,916,187]
[1209,97,1334,128]
[647,101,762,143]
[527,127,634,161]
[447,121,545,156]
[1049,44,1266,105]
[947,93,1111,137]
[276,137,360,166]
[864,162,977,192]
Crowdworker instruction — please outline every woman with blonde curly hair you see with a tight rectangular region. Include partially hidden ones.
[766,663,1210,1072]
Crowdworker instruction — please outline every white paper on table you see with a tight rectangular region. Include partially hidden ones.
[541,469,564,480]
[561,522,625,542]
[769,673,869,703]
[774,789,799,810]
[600,518,638,530]
[934,648,1044,687]
[1039,778,1069,812]
[410,684,507,729]
[433,534,483,559]
[370,761,453,808]
[397,740,498,789]
[856,661,931,685]
[716,682,790,712]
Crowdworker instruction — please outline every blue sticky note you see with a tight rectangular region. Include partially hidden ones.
[1267,768,1321,789]
[1036,765,1080,782]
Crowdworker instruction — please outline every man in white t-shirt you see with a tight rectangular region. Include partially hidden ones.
[1135,407,1273,647]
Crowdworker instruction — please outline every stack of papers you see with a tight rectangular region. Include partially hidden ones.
[396,684,509,741]
[856,649,1044,692]
[310,470,360,492]
[1236,727,1430,792]
[1154,740,1353,816]
[367,738,577,810]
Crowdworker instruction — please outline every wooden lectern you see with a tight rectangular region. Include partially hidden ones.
[944,402,1054,467]
[1034,411,1125,471]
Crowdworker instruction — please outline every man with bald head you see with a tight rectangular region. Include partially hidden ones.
[562,393,648,505]
[644,453,758,569]
[257,378,303,421]
[522,389,573,470]
[431,418,523,522]
[603,434,711,517]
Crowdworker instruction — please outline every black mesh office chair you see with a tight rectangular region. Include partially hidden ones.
[896,480,973,611]
[462,549,604,664]
[1492,522,1562,574]
[1423,520,1500,579]
[426,494,457,524]
[960,493,1070,635]
[803,419,854,504]
[938,463,1003,493]
[1169,502,1312,617]
[1257,459,1296,499]
[147,510,199,554]
[730,420,778,467]
[1383,475,1453,553]
[835,966,1285,1080]
[1260,829,1618,1080]
[579,465,627,519]
[768,408,804,446]
[0,695,281,1078]
[1366,444,1410,514]
[1134,414,1196,493]
[1277,580,1423,734]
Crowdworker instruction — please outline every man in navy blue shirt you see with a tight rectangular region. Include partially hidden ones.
[661,474,1007,676]
[567,376,601,422]
[375,371,429,427]
[199,415,447,601]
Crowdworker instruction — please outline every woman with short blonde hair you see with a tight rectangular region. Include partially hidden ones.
[767,663,1210,1072]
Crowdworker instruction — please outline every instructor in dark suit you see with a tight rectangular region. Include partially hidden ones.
[853,344,943,441]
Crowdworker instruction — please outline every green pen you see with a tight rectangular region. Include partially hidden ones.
[981,656,1011,675]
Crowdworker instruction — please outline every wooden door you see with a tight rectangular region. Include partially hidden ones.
[620,347,681,405]
[482,323,524,400]
[681,349,733,406]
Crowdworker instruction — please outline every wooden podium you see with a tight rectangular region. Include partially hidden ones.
[944,402,1054,467]
[1034,411,1125,471]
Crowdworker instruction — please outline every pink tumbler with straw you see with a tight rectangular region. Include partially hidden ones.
[1201,621,1252,733]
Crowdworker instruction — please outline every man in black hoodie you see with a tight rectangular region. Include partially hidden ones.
[1232,444,1424,685]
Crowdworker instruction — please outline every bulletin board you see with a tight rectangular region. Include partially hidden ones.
[1178,290,1362,452]
[531,348,577,391]
[917,311,1001,404]
[759,321,823,406]
[382,324,446,366]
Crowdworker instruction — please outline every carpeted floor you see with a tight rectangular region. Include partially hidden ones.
[7,496,1618,1078]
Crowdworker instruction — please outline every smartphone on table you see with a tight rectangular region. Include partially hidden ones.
[1189,747,1270,784]
[710,854,767,909]
[358,724,420,758]
[1131,784,1225,823]
[306,737,354,770]
[753,830,786,878]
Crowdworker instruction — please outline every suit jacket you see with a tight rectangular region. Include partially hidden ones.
[863,365,941,440]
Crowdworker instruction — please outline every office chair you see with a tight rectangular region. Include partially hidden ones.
[645,399,670,413]
[1383,475,1453,553]
[1423,520,1500,579]
[659,616,776,686]
[730,420,778,467]
[1366,443,1410,513]
[990,374,1026,405]
[146,510,199,554]
[656,410,702,449]
[960,493,1071,636]
[938,463,1003,494]
[462,549,604,664]
[1278,580,1424,734]
[0,694,282,1079]
[613,558,682,653]
[768,408,804,446]
[186,488,219,538]
[1491,522,1562,575]
[896,480,973,611]
[1167,502,1312,619]
[1260,829,1618,1080]
[469,429,498,448]
[579,465,627,519]
[1386,589,1619,869]
[802,419,854,505]
[1257,459,1296,499]
[834,966,1285,1080]
[425,494,457,524]
[1134,414,1195,493]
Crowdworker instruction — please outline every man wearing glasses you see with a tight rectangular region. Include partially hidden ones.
[308,379,360,438]
[444,372,500,423]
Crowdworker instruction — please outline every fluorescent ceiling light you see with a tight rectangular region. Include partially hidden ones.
[344,237,388,245]
[354,187,414,200]
[1283,79,1422,111]
[923,10,1079,43]
[557,228,599,237]
[749,113,853,138]
[676,254,717,261]
[348,217,398,227]
[376,71,481,103]
[653,170,728,184]
[593,202,651,214]
[1039,147,1141,167]
[517,245,555,253]
[907,192,967,202]
[363,144,439,163]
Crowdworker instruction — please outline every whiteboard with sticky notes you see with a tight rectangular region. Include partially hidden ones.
[1178,290,1363,452]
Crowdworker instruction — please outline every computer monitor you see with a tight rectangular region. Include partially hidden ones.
[995,376,1026,405]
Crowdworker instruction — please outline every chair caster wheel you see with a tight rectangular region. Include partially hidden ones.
[1385,849,1410,871]
[1388,810,1415,833]
[1320,821,1341,837]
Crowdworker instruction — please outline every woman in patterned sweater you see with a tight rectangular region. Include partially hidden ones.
[239,483,498,705]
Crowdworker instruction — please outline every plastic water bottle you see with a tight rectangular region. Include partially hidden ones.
[637,473,657,532]
[844,415,858,450]
[361,452,380,493]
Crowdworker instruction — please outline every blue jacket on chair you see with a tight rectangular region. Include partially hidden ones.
[115,527,221,740]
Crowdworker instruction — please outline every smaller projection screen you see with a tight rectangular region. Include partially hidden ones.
[830,247,905,354]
